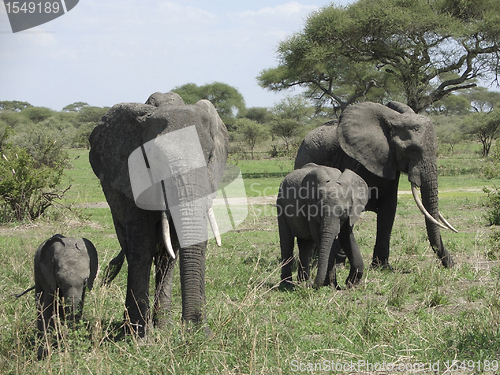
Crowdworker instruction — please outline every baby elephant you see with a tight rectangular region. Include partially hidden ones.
[17,234,98,356]
[277,163,369,289]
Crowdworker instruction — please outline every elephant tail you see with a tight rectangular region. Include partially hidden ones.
[101,249,126,286]
[14,285,35,298]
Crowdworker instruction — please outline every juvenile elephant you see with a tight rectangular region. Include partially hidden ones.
[89,92,229,337]
[295,101,457,269]
[277,163,369,289]
[16,234,98,358]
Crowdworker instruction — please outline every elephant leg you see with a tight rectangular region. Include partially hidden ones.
[124,216,156,337]
[278,215,295,288]
[153,233,179,329]
[371,178,399,269]
[297,238,314,283]
[338,222,364,286]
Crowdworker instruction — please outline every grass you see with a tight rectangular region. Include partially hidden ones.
[1,147,500,373]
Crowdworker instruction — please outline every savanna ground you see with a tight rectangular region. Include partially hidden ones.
[1,146,500,374]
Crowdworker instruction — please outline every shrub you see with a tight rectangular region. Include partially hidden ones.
[483,186,500,226]
[0,143,70,222]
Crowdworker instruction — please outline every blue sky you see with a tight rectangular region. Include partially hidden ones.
[0,1,354,111]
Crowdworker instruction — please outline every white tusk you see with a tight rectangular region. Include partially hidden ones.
[208,207,222,247]
[161,211,176,259]
[438,212,459,233]
[411,183,448,230]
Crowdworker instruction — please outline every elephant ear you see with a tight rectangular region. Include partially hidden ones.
[336,169,369,226]
[89,102,157,200]
[194,99,229,191]
[82,238,98,291]
[36,235,66,292]
[338,102,402,180]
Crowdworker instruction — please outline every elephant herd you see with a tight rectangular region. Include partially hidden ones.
[16,92,458,358]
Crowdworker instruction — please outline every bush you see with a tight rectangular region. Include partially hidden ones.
[0,144,70,222]
[483,186,500,226]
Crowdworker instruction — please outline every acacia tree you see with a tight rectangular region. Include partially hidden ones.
[271,96,313,151]
[235,118,268,159]
[258,0,500,113]
[172,82,246,128]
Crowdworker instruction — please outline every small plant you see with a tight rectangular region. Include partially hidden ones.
[0,143,70,221]
[483,186,500,225]
[486,229,500,260]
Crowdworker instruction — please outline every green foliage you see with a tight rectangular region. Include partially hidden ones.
[483,186,500,225]
[462,110,500,157]
[172,82,246,129]
[0,100,32,112]
[234,118,268,159]
[62,101,90,112]
[0,133,70,221]
[270,96,313,151]
[258,0,500,113]
[20,106,55,124]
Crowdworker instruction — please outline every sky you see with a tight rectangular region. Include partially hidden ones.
[0,0,354,111]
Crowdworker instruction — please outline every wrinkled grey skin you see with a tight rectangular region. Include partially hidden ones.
[16,234,98,359]
[278,163,369,289]
[89,92,229,337]
[295,101,454,269]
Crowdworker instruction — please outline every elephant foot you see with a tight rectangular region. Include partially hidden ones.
[279,279,295,291]
[440,254,455,268]
[370,259,393,271]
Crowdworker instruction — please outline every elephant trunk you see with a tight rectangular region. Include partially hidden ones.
[419,163,455,268]
[314,215,340,288]
[62,289,84,322]
[168,172,210,325]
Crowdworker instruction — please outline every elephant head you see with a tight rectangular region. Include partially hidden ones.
[34,235,98,324]
[337,101,456,267]
[302,166,368,287]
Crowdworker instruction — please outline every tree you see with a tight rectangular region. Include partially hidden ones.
[63,102,90,112]
[240,107,272,124]
[77,106,108,125]
[462,87,500,113]
[172,82,246,128]
[463,110,500,157]
[270,96,313,151]
[21,106,54,124]
[258,0,500,113]
[235,118,268,159]
[0,101,32,112]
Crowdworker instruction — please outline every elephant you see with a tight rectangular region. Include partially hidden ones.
[16,234,98,359]
[89,92,229,337]
[278,163,369,289]
[295,101,457,270]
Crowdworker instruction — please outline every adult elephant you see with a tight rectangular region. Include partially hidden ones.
[89,92,229,336]
[295,101,457,269]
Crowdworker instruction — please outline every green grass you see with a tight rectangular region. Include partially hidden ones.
[1,148,500,373]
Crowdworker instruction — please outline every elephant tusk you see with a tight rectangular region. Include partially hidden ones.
[161,211,176,259]
[208,207,222,247]
[411,183,448,231]
[438,212,459,233]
